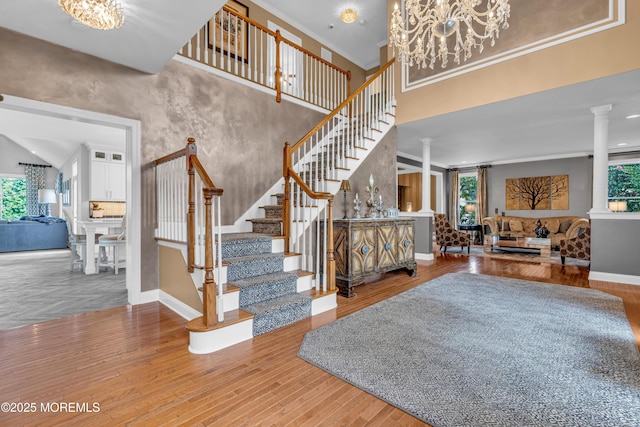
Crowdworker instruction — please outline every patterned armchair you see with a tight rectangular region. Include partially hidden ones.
[559,223,590,266]
[434,213,470,254]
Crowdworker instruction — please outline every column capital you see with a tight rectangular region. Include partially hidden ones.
[591,104,612,116]
[419,137,433,147]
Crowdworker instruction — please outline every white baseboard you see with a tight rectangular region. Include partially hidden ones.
[130,289,159,305]
[588,271,640,286]
[415,252,434,261]
[159,290,202,320]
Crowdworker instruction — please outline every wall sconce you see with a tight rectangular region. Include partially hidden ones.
[340,179,351,219]
[38,188,57,216]
[608,201,627,212]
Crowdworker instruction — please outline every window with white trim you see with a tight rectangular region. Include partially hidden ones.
[608,159,640,212]
[458,172,478,224]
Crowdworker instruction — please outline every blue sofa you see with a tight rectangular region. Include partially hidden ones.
[0,217,68,253]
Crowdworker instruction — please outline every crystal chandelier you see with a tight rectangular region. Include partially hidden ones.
[58,0,125,30]
[390,0,510,69]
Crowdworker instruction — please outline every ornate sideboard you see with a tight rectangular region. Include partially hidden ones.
[333,218,417,297]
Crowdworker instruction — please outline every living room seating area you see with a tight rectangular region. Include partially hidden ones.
[482,215,589,248]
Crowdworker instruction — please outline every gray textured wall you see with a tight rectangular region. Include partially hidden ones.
[484,157,593,219]
[335,127,398,218]
[0,28,326,291]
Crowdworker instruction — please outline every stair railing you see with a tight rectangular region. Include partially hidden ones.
[155,138,224,326]
[282,59,396,293]
[179,5,351,110]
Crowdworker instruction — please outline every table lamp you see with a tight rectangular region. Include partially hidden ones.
[38,189,56,216]
[340,180,351,219]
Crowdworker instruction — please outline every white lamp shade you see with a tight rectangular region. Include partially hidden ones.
[608,201,627,212]
[38,189,57,204]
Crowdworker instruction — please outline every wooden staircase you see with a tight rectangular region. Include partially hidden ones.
[155,59,396,354]
[248,193,284,236]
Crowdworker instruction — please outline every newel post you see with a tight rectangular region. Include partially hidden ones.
[275,30,282,103]
[282,142,291,254]
[326,197,336,292]
[202,187,218,326]
[186,138,197,273]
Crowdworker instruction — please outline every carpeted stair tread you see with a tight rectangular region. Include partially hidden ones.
[219,227,312,336]
[244,293,312,336]
[218,233,273,258]
[225,253,284,282]
[231,271,298,306]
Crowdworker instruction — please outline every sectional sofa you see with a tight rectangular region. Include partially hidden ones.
[481,215,589,248]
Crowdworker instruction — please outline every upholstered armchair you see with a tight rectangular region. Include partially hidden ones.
[559,223,590,266]
[434,213,470,254]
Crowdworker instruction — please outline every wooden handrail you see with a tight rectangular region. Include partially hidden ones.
[281,58,396,294]
[220,5,350,76]
[190,155,223,196]
[290,58,395,153]
[154,146,189,166]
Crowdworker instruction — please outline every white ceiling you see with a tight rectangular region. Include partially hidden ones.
[398,69,640,168]
[0,107,126,170]
[1,1,639,170]
[253,0,388,70]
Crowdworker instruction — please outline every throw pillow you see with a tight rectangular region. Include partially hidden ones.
[545,218,560,234]
[501,220,510,232]
[509,219,523,232]
[558,218,572,233]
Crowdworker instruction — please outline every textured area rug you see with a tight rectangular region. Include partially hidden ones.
[298,273,640,426]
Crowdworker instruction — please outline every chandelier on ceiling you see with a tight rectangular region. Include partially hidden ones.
[340,8,359,24]
[58,0,125,30]
[389,0,510,69]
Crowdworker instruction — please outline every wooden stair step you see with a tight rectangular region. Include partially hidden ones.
[186,309,254,333]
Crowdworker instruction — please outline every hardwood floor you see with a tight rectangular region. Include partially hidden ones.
[1,252,638,426]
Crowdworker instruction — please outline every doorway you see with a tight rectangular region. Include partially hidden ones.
[0,95,142,304]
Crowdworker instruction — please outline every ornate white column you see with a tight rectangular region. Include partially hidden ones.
[590,104,612,214]
[419,137,434,213]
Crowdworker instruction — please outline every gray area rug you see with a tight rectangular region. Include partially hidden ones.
[298,273,640,426]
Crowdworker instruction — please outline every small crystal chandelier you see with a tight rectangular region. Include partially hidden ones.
[58,0,125,30]
[340,8,359,24]
[390,0,510,69]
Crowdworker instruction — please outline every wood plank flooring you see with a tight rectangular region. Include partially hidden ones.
[1,251,638,426]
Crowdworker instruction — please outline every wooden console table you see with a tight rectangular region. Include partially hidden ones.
[333,218,417,298]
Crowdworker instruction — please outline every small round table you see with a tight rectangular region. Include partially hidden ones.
[458,223,483,245]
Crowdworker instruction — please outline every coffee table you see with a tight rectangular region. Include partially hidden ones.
[485,235,551,258]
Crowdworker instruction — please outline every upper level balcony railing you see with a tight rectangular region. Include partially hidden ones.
[178,5,351,111]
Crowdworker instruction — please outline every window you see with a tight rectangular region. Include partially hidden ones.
[1,177,27,220]
[608,160,640,212]
[458,172,478,224]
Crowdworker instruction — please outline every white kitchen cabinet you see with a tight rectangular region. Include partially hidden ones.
[90,149,126,201]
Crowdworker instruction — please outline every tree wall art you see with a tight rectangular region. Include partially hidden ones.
[506,175,568,210]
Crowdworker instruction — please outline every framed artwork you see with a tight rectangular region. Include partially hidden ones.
[208,0,249,63]
[62,179,71,206]
[506,175,568,210]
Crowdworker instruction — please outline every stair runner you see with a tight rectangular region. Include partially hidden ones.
[219,232,311,336]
